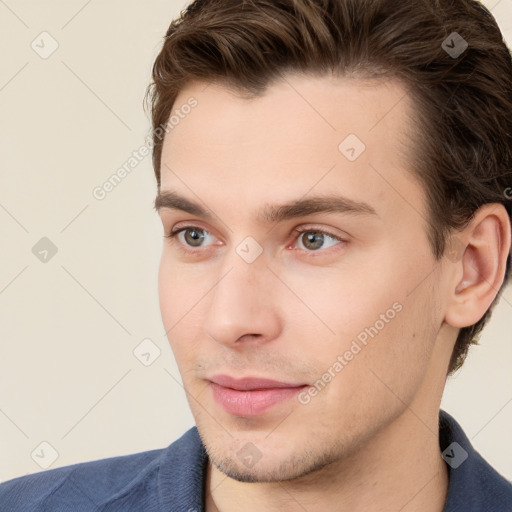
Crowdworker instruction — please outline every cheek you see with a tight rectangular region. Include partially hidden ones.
[280,260,401,346]
[291,253,436,389]
[342,289,437,413]
[158,253,208,324]
[158,255,204,359]
[158,256,178,324]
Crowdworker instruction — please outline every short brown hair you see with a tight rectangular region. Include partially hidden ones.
[145,0,512,374]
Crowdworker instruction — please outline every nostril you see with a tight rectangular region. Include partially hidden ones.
[235,333,263,343]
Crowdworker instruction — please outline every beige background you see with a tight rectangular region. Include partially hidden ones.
[0,0,511,483]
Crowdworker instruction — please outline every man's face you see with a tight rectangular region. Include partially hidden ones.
[157,74,451,482]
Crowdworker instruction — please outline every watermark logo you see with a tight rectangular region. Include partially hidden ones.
[31,441,59,469]
[32,237,58,263]
[133,338,161,366]
[338,133,366,162]
[236,236,263,264]
[442,32,468,59]
[31,31,59,59]
[446,236,465,263]
[236,442,263,468]
[442,442,468,469]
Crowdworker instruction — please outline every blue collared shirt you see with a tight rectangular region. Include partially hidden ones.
[1,410,510,511]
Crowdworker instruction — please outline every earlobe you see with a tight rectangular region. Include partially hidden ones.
[444,204,511,329]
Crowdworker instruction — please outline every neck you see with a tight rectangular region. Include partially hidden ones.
[205,404,449,512]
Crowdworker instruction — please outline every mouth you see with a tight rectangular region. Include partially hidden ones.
[207,374,309,417]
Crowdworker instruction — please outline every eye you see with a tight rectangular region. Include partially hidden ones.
[291,228,344,252]
[165,226,217,249]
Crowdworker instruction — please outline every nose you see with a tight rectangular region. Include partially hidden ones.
[202,247,282,348]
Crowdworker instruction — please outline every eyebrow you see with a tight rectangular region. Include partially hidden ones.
[154,190,378,223]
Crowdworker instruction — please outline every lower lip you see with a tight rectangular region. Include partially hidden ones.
[210,382,307,416]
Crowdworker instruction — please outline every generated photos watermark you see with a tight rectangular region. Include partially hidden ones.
[92,97,198,201]
[298,301,403,405]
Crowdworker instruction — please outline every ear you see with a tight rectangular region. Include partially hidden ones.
[444,203,511,329]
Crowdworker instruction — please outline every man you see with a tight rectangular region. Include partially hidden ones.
[1,0,511,510]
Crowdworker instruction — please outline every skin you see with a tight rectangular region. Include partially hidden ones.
[156,73,511,512]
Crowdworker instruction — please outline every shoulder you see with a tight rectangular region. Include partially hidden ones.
[439,410,512,511]
[0,427,204,512]
[0,447,165,511]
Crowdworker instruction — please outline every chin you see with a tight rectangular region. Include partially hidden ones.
[208,445,342,484]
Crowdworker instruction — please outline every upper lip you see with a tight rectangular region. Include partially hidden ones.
[208,374,307,391]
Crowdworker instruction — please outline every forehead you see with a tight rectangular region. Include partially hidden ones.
[168,72,413,144]
[159,73,423,227]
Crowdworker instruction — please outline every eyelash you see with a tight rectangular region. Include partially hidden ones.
[163,225,346,255]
